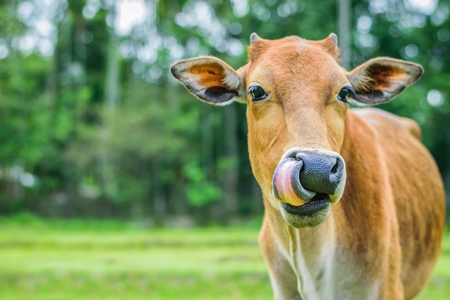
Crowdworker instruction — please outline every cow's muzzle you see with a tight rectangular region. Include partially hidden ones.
[273,148,346,208]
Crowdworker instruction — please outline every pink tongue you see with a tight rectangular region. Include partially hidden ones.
[273,160,307,206]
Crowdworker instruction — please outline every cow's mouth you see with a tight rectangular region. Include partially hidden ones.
[281,193,329,217]
[272,148,346,228]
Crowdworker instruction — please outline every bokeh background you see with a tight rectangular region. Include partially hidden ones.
[0,0,449,299]
[1,0,449,224]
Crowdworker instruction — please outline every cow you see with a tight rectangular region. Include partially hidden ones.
[170,33,445,299]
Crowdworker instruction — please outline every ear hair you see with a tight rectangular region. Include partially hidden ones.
[170,56,245,105]
[347,57,423,105]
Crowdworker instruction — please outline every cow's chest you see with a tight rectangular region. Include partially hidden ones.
[290,241,380,300]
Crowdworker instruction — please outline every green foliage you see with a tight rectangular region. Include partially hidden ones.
[184,161,222,207]
[0,54,52,166]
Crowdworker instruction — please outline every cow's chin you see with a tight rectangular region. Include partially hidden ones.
[278,198,331,228]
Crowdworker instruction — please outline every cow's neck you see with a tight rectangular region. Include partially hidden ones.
[263,197,338,298]
[260,111,376,297]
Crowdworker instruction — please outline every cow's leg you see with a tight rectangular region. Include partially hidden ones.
[259,219,301,300]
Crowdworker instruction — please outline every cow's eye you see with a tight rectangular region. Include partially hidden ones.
[337,86,354,103]
[248,85,268,101]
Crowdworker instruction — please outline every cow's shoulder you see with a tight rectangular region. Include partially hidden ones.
[350,108,421,141]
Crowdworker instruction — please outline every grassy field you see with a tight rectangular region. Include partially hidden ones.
[0,217,449,299]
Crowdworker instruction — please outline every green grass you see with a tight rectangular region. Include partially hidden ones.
[0,218,448,299]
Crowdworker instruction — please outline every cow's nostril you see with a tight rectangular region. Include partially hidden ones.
[330,159,339,174]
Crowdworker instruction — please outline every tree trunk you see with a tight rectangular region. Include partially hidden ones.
[222,104,239,220]
[99,1,120,203]
[104,3,120,108]
[338,0,351,69]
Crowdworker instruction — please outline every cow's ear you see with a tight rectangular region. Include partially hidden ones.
[170,56,246,106]
[347,57,423,105]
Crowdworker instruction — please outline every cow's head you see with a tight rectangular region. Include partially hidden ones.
[171,33,422,228]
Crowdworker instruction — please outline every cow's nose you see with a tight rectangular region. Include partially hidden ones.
[294,151,345,195]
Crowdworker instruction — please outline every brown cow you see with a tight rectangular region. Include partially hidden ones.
[171,33,445,299]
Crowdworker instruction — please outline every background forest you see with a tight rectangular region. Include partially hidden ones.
[0,0,449,226]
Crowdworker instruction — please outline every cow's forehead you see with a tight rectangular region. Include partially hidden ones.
[246,36,343,89]
[248,35,339,65]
